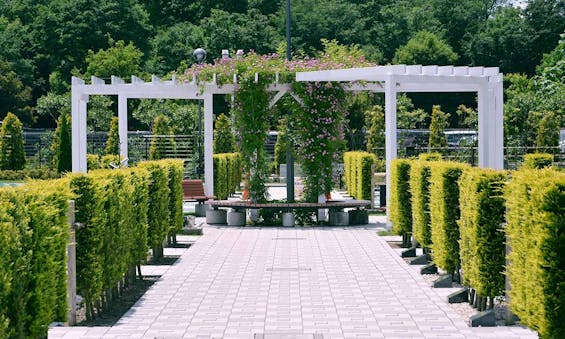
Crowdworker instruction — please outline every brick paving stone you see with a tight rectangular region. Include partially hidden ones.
[49,226,539,339]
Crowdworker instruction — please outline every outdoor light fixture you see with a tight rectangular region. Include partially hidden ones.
[221,49,229,59]
[193,48,206,177]
[236,49,244,59]
[193,48,207,63]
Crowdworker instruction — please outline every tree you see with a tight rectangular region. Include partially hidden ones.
[393,30,458,65]
[396,94,428,129]
[146,22,205,75]
[365,105,385,157]
[464,7,535,74]
[535,111,559,150]
[213,113,235,154]
[105,117,120,156]
[149,115,175,160]
[0,112,26,170]
[51,113,72,173]
[429,105,449,148]
[455,104,477,129]
[35,92,70,125]
[0,58,32,124]
[133,99,198,134]
[83,40,144,79]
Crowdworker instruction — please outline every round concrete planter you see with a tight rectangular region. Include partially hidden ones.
[206,209,227,224]
[227,210,246,226]
[282,212,295,227]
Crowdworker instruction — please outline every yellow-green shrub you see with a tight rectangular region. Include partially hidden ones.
[505,168,565,338]
[429,161,468,275]
[410,160,434,249]
[390,159,412,236]
[344,151,376,199]
[214,153,242,199]
[458,168,506,299]
[137,161,170,259]
[0,180,71,338]
[164,159,184,240]
[419,152,442,161]
[87,154,100,170]
[522,153,553,169]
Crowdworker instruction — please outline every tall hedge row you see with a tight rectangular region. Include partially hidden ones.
[429,161,468,275]
[409,160,434,249]
[343,151,376,200]
[213,152,242,200]
[0,180,71,338]
[458,168,506,300]
[522,153,553,169]
[137,161,170,260]
[166,160,185,243]
[389,159,412,237]
[505,168,565,339]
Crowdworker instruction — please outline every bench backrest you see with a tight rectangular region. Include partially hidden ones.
[182,179,206,198]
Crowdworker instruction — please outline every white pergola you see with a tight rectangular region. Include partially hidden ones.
[72,64,503,215]
[296,65,504,212]
[71,74,295,196]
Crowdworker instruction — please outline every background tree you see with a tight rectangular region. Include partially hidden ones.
[105,117,120,156]
[428,105,449,148]
[149,114,175,160]
[455,104,477,129]
[393,30,458,65]
[0,58,32,124]
[396,94,428,129]
[51,113,72,173]
[213,113,235,154]
[0,112,25,170]
[535,111,559,151]
[365,105,385,158]
[82,40,144,79]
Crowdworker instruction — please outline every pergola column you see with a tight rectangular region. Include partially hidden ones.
[491,77,504,169]
[71,80,88,173]
[118,95,128,165]
[477,82,489,168]
[203,93,214,196]
[384,75,397,229]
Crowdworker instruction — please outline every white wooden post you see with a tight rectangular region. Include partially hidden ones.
[492,77,504,169]
[203,93,214,196]
[71,77,88,173]
[384,75,397,230]
[118,95,128,166]
[477,82,489,168]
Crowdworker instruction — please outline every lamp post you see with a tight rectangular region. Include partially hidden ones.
[193,48,206,177]
[285,0,295,202]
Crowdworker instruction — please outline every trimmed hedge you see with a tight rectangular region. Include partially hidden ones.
[505,168,565,338]
[87,154,100,170]
[458,168,506,300]
[137,161,170,260]
[522,153,553,169]
[429,161,468,275]
[213,153,242,200]
[389,159,412,237]
[0,168,60,181]
[166,160,185,243]
[0,180,71,338]
[419,152,442,161]
[343,151,376,200]
[409,160,434,249]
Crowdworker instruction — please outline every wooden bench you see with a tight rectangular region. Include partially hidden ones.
[183,180,215,217]
[182,179,215,203]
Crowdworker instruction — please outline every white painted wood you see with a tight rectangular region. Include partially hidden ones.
[384,75,397,230]
[118,95,128,166]
[203,93,214,196]
[269,88,289,108]
[131,75,144,83]
[492,78,504,169]
[72,76,85,85]
[405,65,422,74]
[91,76,105,85]
[453,66,469,76]
[437,66,454,75]
[111,76,124,84]
[421,65,438,75]
[151,75,162,83]
[469,67,485,76]
[477,83,489,167]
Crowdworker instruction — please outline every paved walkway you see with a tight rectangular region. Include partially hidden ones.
[49,225,537,338]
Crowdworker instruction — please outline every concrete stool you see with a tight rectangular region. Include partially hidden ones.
[206,209,227,224]
[329,210,349,226]
[195,203,210,217]
[282,212,295,227]
[228,209,246,226]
